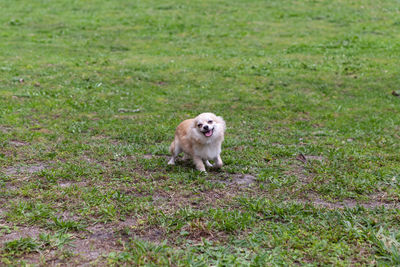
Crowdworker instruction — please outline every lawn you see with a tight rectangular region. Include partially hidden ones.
[1,0,400,265]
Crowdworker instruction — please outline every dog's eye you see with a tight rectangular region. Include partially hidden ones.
[198,123,203,128]
[208,120,213,124]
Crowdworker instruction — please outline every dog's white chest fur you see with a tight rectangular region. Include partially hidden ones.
[193,142,221,160]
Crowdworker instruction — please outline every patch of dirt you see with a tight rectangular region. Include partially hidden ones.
[230,174,256,186]
[285,162,312,184]
[4,163,48,176]
[90,134,122,146]
[129,227,165,243]
[285,154,326,184]
[210,173,257,188]
[200,189,239,208]
[7,221,138,266]
[91,134,110,141]
[296,153,325,163]
[59,182,73,188]
[152,190,190,213]
[143,153,170,160]
[304,155,325,162]
[9,140,28,147]
[113,114,140,120]
[299,194,400,209]
[58,181,87,188]
[179,218,229,242]
[0,225,46,245]
[0,207,7,219]
[57,211,82,222]
[31,128,52,134]
[152,187,228,214]
[0,125,12,133]
[285,155,400,209]
[81,155,96,163]
[299,197,358,209]
[117,218,137,229]
[143,154,153,159]
[93,218,164,249]
[61,224,123,265]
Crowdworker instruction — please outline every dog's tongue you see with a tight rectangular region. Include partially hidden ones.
[205,130,213,137]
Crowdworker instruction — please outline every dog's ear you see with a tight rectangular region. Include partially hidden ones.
[192,118,199,129]
[216,116,226,131]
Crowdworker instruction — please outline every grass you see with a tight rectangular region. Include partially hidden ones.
[1,0,400,265]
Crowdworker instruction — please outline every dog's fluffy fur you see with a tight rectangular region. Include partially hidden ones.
[168,113,226,172]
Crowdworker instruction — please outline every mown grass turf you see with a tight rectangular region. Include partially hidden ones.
[1,0,400,265]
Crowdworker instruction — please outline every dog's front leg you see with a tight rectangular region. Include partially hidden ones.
[193,156,206,172]
[213,155,223,168]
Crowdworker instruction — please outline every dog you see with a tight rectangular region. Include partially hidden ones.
[168,113,226,172]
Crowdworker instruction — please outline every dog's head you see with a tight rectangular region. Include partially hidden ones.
[193,112,225,139]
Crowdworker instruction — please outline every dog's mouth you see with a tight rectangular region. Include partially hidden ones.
[202,128,214,137]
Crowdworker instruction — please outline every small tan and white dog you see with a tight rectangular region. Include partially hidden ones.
[168,113,226,172]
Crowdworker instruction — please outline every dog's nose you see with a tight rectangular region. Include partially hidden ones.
[203,125,209,130]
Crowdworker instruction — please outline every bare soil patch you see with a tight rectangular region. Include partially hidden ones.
[231,174,256,186]
[127,226,165,243]
[143,153,170,160]
[287,155,400,209]
[216,174,256,187]
[285,161,312,184]
[143,154,154,159]
[58,181,87,188]
[0,225,46,245]
[0,125,12,133]
[59,222,143,265]
[67,226,121,265]
[0,208,5,217]
[4,163,48,176]
[296,153,325,164]
[9,140,28,147]
[299,194,400,209]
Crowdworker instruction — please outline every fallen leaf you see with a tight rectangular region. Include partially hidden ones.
[296,153,307,164]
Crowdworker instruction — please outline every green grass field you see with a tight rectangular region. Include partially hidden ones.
[1,0,400,265]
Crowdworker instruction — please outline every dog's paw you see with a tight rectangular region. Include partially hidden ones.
[213,162,223,168]
[167,158,175,165]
